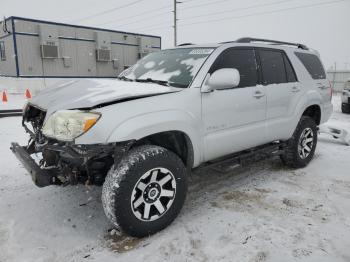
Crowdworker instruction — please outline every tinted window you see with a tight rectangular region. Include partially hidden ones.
[0,42,5,61]
[283,54,297,82]
[295,52,326,80]
[259,50,287,84]
[210,48,258,88]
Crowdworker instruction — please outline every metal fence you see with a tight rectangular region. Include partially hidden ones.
[327,70,350,92]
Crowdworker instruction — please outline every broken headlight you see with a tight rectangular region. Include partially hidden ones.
[42,110,100,141]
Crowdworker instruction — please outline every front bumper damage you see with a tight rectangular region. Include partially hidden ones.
[11,103,134,188]
[10,142,60,187]
[10,140,134,187]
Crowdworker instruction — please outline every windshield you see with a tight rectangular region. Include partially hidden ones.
[119,48,214,88]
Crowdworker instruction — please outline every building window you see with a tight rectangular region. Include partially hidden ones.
[0,42,6,61]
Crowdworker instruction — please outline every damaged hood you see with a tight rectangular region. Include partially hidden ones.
[29,78,182,114]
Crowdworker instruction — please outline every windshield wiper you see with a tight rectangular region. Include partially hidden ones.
[117,76,134,81]
[135,78,169,86]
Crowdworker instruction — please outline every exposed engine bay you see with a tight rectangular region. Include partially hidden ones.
[15,104,131,187]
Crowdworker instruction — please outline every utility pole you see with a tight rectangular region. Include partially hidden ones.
[173,0,182,46]
[333,62,337,89]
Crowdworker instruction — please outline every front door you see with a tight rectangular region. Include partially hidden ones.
[202,48,267,161]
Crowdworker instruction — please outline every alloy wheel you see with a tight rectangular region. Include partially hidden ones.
[131,168,176,221]
[298,127,314,159]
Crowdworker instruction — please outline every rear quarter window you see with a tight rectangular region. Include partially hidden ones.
[295,52,326,80]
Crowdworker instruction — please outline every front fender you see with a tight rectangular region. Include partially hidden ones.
[107,110,203,167]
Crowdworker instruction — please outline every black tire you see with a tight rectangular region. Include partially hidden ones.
[281,116,318,168]
[102,145,187,237]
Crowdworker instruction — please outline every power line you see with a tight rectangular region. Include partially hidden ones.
[129,0,292,31]
[178,0,232,10]
[71,0,148,23]
[131,0,347,32]
[95,5,171,26]
[180,0,348,27]
[129,0,296,31]
[181,0,298,21]
[114,11,170,28]
[108,0,296,28]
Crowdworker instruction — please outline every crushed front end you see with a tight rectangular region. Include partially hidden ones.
[11,104,131,187]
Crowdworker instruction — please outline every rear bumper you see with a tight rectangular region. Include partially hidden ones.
[10,142,60,187]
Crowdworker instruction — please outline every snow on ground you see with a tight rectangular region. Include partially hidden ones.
[0,94,27,110]
[0,95,350,262]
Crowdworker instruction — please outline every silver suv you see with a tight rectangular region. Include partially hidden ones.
[11,38,333,237]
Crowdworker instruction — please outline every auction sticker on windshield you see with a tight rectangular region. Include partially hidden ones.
[189,49,213,55]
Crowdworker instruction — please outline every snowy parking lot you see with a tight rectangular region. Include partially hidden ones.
[0,95,349,262]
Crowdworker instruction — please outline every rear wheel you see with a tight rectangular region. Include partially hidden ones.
[281,116,317,168]
[102,145,187,237]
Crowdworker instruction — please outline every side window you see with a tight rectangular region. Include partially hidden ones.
[295,52,326,80]
[210,48,258,88]
[283,54,297,82]
[259,50,287,85]
[0,41,5,61]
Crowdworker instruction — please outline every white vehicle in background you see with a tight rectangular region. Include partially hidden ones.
[11,37,333,237]
[341,79,350,113]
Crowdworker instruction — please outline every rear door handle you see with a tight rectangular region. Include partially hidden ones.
[291,86,300,93]
[253,91,265,98]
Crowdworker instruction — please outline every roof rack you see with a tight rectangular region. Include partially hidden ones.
[235,37,309,50]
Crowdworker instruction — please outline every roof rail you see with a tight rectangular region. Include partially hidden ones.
[235,37,309,50]
[177,43,195,46]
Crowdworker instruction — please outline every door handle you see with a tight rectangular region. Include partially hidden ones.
[291,86,300,93]
[253,91,265,98]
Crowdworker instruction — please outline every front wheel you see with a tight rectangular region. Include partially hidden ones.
[102,145,187,237]
[281,116,318,168]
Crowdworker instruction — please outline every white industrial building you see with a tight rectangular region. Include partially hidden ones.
[0,16,161,78]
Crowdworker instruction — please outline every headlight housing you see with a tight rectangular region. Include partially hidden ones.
[42,110,101,141]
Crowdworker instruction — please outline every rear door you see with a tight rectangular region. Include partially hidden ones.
[258,48,300,141]
[202,48,267,161]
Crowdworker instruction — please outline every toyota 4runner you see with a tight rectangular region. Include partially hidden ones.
[11,37,333,237]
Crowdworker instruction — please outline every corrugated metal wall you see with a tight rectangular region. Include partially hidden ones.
[327,70,350,92]
[0,20,17,76]
[0,17,161,78]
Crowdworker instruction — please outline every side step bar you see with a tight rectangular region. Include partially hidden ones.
[200,142,285,173]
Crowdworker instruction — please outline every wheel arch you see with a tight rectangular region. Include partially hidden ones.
[301,104,321,125]
[132,131,194,171]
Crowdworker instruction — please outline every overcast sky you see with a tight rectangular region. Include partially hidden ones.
[1,0,349,69]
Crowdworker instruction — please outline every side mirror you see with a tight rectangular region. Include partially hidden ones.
[202,68,240,92]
